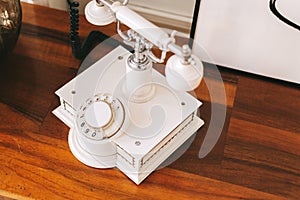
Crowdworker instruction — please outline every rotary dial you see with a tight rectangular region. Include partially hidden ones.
[75,93,124,141]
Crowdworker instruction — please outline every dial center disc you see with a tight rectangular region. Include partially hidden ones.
[85,101,112,128]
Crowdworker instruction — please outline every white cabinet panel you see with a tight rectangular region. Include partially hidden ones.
[193,0,300,84]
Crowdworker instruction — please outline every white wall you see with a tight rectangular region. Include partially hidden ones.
[129,0,195,33]
[21,0,196,33]
[130,0,195,19]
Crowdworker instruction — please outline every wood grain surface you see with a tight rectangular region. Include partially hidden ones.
[0,3,299,200]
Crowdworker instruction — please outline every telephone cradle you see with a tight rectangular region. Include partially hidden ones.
[53,46,204,184]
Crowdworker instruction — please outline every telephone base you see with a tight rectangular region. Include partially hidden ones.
[53,46,204,184]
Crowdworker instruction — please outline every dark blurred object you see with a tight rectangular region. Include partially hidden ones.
[0,0,22,58]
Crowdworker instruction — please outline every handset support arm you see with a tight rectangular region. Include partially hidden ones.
[95,0,192,63]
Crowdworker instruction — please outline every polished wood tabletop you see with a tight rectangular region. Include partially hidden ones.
[0,3,299,200]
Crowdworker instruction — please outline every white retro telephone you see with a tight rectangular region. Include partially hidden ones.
[53,0,204,184]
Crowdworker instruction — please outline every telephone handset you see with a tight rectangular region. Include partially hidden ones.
[54,0,204,184]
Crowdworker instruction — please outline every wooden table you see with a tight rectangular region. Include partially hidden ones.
[0,3,299,199]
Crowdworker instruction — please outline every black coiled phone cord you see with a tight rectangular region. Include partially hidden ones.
[66,0,111,59]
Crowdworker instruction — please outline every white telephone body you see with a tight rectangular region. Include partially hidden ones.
[53,0,204,184]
